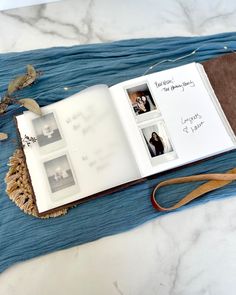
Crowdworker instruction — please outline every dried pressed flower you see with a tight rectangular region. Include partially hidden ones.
[21,134,37,148]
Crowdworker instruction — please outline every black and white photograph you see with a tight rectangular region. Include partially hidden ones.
[44,155,76,193]
[141,121,174,159]
[126,83,158,116]
[32,112,62,147]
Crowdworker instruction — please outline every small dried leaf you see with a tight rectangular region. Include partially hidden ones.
[22,76,36,88]
[7,65,37,95]
[27,64,37,79]
[0,132,8,141]
[8,75,27,95]
[0,102,8,114]
[20,65,38,88]
[19,98,42,116]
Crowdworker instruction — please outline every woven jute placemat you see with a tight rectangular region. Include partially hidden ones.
[5,149,68,218]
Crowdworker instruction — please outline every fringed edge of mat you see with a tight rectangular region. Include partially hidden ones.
[4,149,68,218]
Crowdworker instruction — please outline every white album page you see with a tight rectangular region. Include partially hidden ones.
[110,63,236,177]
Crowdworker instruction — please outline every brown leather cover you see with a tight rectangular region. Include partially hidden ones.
[17,53,236,216]
[202,53,236,133]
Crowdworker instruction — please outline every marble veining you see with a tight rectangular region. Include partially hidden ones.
[1,0,236,53]
[1,0,236,294]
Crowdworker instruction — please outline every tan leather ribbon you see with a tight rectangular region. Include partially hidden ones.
[151,168,236,211]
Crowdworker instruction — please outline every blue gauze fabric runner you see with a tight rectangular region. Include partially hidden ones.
[1,32,236,273]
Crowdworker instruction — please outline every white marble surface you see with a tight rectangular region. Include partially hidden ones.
[1,0,236,294]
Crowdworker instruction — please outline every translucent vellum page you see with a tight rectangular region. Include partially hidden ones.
[16,85,140,213]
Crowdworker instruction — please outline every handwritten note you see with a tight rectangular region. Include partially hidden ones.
[64,104,119,172]
[155,78,195,92]
[80,142,117,172]
[181,113,205,134]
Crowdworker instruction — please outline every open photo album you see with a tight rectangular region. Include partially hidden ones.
[16,58,236,215]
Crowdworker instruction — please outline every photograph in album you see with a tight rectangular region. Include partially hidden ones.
[32,112,62,147]
[44,154,76,194]
[125,83,159,118]
[141,122,174,158]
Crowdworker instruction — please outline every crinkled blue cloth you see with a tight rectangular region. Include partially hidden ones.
[1,32,236,273]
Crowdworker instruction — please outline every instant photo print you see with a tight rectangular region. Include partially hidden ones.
[140,120,177,166]
[16,54,236,215]
[32,113,61,147]
[44,154,76,193]
[125,82,160,122]
[31,111,65,153]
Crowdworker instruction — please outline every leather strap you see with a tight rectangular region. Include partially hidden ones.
[151,168,236,211]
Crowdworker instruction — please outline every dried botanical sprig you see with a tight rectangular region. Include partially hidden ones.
[0,64,42,115]
[0,64,42,141]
